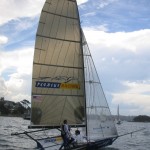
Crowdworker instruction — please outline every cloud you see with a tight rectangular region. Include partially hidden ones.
[82,27,150,115]
[82,12,96,17]
[79,0,150,33]
[0,47,34,102]
[83,28,150,76]
[0,35,8,45]
[0,0,45,25]
[77,0,88,5]
[0,48,33,74]
[83,28,150,53]
[0,0,88,26]
[112,81,150,115]
[97,0,118,9]
[14,19,34,31]
[83,25,109,32]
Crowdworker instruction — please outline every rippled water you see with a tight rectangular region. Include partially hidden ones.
[0,116,150,150]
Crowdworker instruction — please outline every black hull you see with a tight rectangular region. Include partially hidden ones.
[73,137,116,150]
[87,137,117,149]
[37,137,117,150]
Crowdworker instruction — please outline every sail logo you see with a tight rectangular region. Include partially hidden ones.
[36,81,80,89]
[36,81,60,88]
[60,83,80,89]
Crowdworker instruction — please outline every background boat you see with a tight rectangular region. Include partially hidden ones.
[116,105,121,125]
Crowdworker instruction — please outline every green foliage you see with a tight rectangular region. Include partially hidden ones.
[133,115,150,122]
[0,99,30,116]
[0,101,10,115]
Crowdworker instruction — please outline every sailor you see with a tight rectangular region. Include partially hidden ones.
[74,130,84,144]
[59,119,71,150]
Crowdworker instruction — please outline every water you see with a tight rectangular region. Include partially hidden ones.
[0,116,150,150]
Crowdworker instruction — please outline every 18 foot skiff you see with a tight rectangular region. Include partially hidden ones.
[12,0,119,149]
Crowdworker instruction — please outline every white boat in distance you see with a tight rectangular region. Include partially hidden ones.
[116,105,121,125]
[12,0,119,149]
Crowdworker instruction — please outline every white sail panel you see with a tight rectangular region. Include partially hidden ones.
[31,0,85,126]
[82,31,118,139]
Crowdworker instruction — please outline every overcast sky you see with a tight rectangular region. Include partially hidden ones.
[0,0,150,116]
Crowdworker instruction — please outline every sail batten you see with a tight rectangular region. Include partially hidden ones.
[42,10,78,20]
[33,62,83,69]
[32,93,84,97]
[36,34,81,43]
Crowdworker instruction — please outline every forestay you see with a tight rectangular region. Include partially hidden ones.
[31,0,85,127]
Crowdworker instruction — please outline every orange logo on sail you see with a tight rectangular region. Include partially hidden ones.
[60,83,80,89]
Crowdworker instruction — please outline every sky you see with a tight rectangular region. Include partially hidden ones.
[0,0,150,116]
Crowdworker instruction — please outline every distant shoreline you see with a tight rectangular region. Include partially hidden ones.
[133,115,150,122]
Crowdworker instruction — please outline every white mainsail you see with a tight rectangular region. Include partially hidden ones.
[31,0,85,126]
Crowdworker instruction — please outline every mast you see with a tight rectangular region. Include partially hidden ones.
[74,0,88,136]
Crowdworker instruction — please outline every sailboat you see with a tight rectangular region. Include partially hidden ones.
[116,105,121,125]
[12,0,119,149]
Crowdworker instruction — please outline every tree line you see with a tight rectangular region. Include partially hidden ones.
[0,99,30,117]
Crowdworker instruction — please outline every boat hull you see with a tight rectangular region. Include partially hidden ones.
[37,137,117,150]
[87,137,117,149]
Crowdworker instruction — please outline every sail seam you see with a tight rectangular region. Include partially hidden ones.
[42,10,78,20]
[37,34,80,43]
[33,62,83,69]
[32,93,84,97]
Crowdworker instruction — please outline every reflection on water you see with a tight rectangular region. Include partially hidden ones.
[0,116,150,150]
